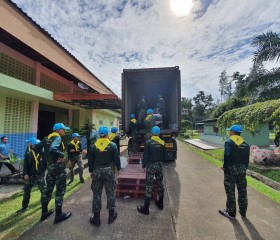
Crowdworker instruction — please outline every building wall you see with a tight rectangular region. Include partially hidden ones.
[92,109,120,132]
[200,121,270,147]
[0,45,86,159]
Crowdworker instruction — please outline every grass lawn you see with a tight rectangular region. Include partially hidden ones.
[0,175,89,240]
[270,132,275,141]
[187,145,280,204]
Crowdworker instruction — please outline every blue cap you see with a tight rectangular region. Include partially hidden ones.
[30,138,40,145]
[98,126,109,136]
[53,123,70,131]
[72,133,80,138]
[25,137,36,143]
[227,125,242,133]
[130,114,135,119]
[147,109,153,114]
[111,127,118,133]
[152,126,160,135]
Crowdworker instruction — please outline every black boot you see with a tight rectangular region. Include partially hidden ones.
[155,196,164,210]
[16,205,28,213]
[40,205,54,221]
[54,207,72,224]
[137,198,150,215]
[89,211,101,226]
[108,209,118,224]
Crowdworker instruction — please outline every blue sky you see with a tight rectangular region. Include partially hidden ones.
[12,0,280,100]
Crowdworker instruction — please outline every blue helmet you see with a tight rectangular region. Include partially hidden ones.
[98,126,109,136]
[30,138,40,145]
[53,123,70,131]
[226,125,242,133]
[25,137,36,143]
[147,109,153,114]
[152,126,160,135]
[111,127,118,133]
[130,114,135,119]
[72,133,80,138]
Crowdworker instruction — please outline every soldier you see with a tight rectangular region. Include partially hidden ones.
[88,126,120,226]
[156,94,166,128]
[16,139,46,213]
[219,125,250,220]
[24,137,36,157]
[67,133,84,185]
[128,114,139,153]
[109,127,120,154]
[137,95,147,128]
[38,123,72,224]
[137,126,166,215]
[143,109,157,140]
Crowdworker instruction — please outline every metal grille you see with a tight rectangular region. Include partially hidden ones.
[4,97,31,134]
[40,73,70,93]
[0,53,34,84]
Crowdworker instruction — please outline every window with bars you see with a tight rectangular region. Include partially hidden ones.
[0,53,34,84]
[40,73,70,93]
[4,97,31,133]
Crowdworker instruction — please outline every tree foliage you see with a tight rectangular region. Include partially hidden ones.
[252,31,280,64]
[192,91,214,121]
[217,99,280,134]
[211,97,249,118]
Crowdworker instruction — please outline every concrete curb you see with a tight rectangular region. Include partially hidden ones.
[247,169,280,191]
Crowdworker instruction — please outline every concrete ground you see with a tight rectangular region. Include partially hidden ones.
[12,140,280,239]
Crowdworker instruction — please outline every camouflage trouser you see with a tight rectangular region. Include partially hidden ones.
[131,131,139,153]
[22,173,46,207]
[224,164,248,216]
[91,168,116,212]
[145,162,164,199]
[145,131,152,141]
[69,154,83,181]
[42,163,66,209]
[138,109,146,128]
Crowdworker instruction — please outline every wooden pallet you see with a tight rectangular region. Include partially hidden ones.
[128,153,143,164]
[116,163,158,199]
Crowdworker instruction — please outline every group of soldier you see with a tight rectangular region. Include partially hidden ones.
[12,122,124,226]
[5,94,167,227]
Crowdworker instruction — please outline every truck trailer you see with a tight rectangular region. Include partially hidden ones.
[122,66,181,160]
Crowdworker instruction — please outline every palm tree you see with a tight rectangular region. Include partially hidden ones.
[247,31,280,101]
[252,31,280,63]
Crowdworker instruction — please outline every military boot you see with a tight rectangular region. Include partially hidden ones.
[54,207,72,224]
[40,205,54,221]
[108,209,118,224]
[16,205,28,214]
[90,211,101,226]
[137,198,150,215]
[155,196,164,210]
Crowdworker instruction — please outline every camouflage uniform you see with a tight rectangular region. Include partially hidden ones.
[143,115,157,140]
[109,133,120,154]
[223,136,250,217]
[21,149,46,208]
[39,133,67,210]
[88,139,120,213]
[137,98,147,128]
[67,140,83,182]
[142,137,166,199]
[129,118,139,153]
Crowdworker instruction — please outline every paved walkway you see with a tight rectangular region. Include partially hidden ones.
[12,140,280,239]
[183,139,223,150]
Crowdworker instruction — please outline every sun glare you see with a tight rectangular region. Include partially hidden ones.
[170,0,194,16]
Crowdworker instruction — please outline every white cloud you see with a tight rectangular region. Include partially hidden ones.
[12,0,280,99]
